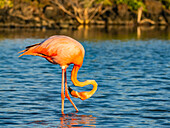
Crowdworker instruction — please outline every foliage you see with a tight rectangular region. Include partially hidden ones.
[0,0,13,9]
[96,0,112,5]
[24,0,50,8]
[11,0,50,8]
[160,0,170,9]
[113,0,145,11]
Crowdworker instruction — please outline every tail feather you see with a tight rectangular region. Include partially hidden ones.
[18,50,36,57]
[26,43,41,49]
[18,43,41,57]
[18,49,26,54]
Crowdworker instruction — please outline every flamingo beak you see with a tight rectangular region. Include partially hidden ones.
[68,87,90,100]
[68,87,80,99]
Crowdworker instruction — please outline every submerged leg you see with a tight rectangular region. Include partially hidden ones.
[64,69,79,112]
[61,68,65,113]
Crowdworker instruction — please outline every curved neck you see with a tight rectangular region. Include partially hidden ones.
[71,65,98,100]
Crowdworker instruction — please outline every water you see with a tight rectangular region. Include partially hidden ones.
[0,28,170,127]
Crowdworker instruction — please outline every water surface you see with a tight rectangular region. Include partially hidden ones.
[0,27,170,127]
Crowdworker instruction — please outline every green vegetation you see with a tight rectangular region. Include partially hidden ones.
[160,0,170,9]
[96,0,113,5]
[95,0,170,11]
[11,0,50,8]
[0,0,13,9]
[0,0,169,27]
[24,0,50,8]
[113,0,145,10]
[1,0,170,11]
[96,0,145,10]
[114,0,170,11]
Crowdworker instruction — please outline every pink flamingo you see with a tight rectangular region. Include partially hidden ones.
[19,35,98,113]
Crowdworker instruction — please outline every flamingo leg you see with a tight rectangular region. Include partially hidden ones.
[61,68,65,113]
[64,69,79,112]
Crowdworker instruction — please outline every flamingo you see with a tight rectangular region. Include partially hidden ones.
[18,35,98,113]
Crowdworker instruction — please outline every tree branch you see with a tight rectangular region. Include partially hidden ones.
[50,0,75,18]
[89,3,103,20]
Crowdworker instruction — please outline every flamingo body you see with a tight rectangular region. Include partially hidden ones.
[19,35,98,113]
[20,36,85,66]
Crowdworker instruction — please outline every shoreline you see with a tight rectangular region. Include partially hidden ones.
[0,25,169,40]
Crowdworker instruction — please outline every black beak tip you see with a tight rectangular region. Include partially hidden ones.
[68,86,73,94]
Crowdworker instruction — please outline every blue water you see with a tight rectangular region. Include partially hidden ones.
[0,35,170,127]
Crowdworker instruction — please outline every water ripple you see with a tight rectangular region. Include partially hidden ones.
[0,39,169,127]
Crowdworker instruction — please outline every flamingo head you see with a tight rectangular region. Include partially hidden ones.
[68,87,91,100]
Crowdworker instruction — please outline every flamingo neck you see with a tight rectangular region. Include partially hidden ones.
[70,65,98,100]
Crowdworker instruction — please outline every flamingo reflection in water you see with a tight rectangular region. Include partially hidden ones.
[60,113,96,127]
[26,113,96,127]
[18,35,98,113]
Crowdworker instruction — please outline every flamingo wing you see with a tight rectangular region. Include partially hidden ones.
[19,35,85,66]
